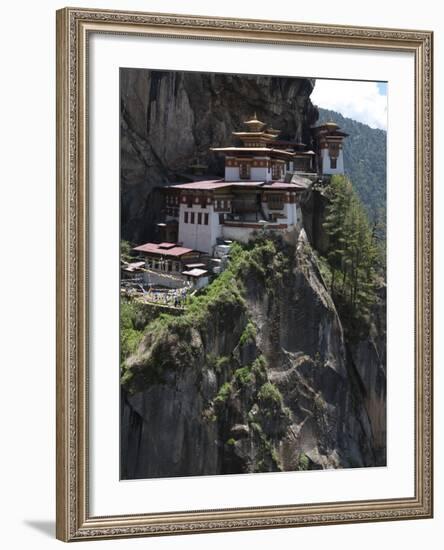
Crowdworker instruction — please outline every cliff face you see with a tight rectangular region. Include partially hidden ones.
[120,69,318,242]
[121,236,386,479]
[119,71,386,479]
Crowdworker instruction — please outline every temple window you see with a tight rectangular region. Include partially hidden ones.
[268,194,284,210]
[271,163,280,179]
[239,162,250,179]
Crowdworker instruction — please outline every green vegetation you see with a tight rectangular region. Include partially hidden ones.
[250,359,268,386]
[229,236,291,290]
[239,321,257,346]
[322,175,381,340]
[120,300,144,363]
[120,239,133,262]
[183,241,247,321]
[257,382,284,407]
[317,108,387,269]
[227,355,267,388]
[214,382,233,404]
[207,353,231,374]
[234,366,254,385]
[312,250,332,290]
[297,452,310,471]
[252,428,282,472]
[120,236,293,471]
[121,237,291,386]
[251,355,267,375]
[120,301,203,390]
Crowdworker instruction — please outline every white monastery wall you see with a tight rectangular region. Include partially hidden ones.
[210,207,223,253]
[224,166,240,181]
[177,204,223,254]
[321,149,344,175]
[250,166,270,181]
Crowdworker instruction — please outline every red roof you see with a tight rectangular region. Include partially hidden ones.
[167,179,312,192]
[262,181,308,190]
[133,242,197,258]
[211,146,295,157]
[171,180,228,190]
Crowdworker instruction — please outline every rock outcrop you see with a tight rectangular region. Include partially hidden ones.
[120,69,318,242]
[120,235,386,479]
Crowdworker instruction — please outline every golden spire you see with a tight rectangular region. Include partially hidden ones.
[243,112,266,132]
[325,118,339,130]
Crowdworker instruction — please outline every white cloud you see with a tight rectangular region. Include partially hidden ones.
[310,79,387,130]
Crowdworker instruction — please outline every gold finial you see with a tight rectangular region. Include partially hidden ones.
[244,112,266,132]
[325,118,338,128]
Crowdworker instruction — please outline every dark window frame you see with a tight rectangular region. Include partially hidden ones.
[239,162,251,180]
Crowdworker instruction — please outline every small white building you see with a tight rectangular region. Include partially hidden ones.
[312,121,349,176]
[182,268,210,290]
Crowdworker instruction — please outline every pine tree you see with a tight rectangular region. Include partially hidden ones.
[322,175,381,339]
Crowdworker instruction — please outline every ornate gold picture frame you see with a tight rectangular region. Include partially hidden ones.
[56,7,433,542]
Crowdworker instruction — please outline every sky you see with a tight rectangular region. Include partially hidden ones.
[310,79,387,131]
